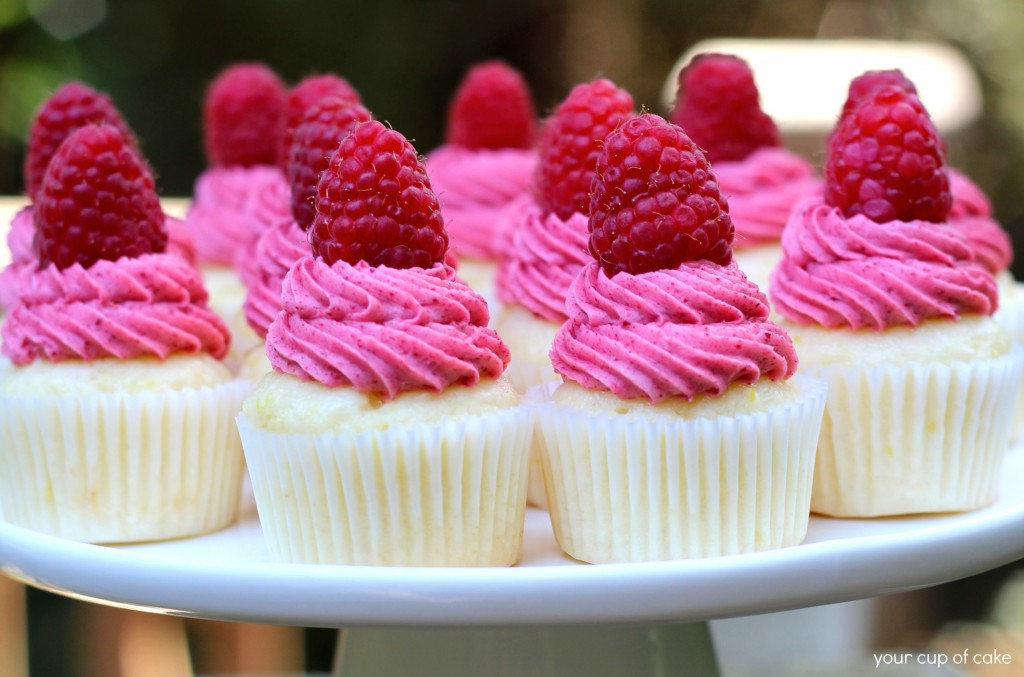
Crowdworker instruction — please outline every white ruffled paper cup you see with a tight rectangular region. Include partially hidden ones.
[237,405,534,567]
[534,377,828,564]
[0,380,249,543]
[809,346,1024,517]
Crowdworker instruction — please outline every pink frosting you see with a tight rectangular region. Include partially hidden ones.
[714,147,820,249]
[185,165,290,268]
[0,207,34,311]
[2,208,194,311]
[551,261,797,402]
[266,257,510,399]
[770,198,998,331]
[495,200,590,323]
[243,219,310,338]
[425,146,537,260]
[947,169,1012,274]
[2,253,230,364]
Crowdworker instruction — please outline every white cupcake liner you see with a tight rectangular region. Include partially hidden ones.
[994,280,1024,441]
[0,379,249,543]
[534,377,828,563]
[809,346,1024,517]
[237,404,535,566]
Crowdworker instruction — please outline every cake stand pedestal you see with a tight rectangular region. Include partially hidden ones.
[2,448,1023,676]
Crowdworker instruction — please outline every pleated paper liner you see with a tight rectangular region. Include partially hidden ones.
[534,376,828,564]
[0,379,249,543]
[237,404,534,567]
[809,345,1024,517]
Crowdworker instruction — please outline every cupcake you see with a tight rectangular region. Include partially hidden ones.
[0,124,244,543]
[237,120,532,566]
[425,61,538,305]
[183,63,291,368]
[240,98,373,380]
[2,83,194,314]
[770,85,1022,517]
[670,54,819,291]
[495,79,635,508]
[539,114,826,563]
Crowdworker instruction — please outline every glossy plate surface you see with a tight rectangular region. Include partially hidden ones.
[1,447,1022,628]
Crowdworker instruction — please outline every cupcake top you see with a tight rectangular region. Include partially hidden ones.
[2,124,229,365]
[243,97,373,338]
[770,85,997,331]
[831,69,1013,277]
[496,78,635,323]
[551,114,796,403]
[426,61,538,260]
[265,119,509,400]
[670,53,817,249]
[187,63,291,267]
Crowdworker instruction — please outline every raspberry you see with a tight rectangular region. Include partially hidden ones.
[286,98,373,229]
[825,85,951,223]
[589,114,733,276]
[279,73,362,165]
[445,61,537,150]
[840,69,917,121]
[34,124,167,270]
[669,53,780,163]
[536,79,635,219]
[203,62,287,167]
[24,81,136,201]
[310,120,448,269]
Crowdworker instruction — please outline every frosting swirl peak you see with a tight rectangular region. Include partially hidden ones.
[266,257,509,398]
[551,261,797,402]
[770,198,998,330]
[2,253,230,364]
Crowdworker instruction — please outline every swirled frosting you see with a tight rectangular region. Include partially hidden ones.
[495,200,590,323]
[714,147,819,249]
[550,261,797,402]
[1,208,195,311]
[243,219,310,338]
[2,253,230,364]
[947,169,1012,274]
[770,197,998,330]
[0,207,34,311]
[185,165,290,267]
[426,146,537,260]
[266,256,509,398]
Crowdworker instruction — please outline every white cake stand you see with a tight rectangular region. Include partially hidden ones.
[2,448,1023,676]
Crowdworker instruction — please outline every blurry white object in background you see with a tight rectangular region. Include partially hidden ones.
[662,39,983,135]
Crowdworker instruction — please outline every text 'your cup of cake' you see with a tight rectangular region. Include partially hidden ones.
[769,82,1024,518]
[536,113,829,564]
[236,120,534,567]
